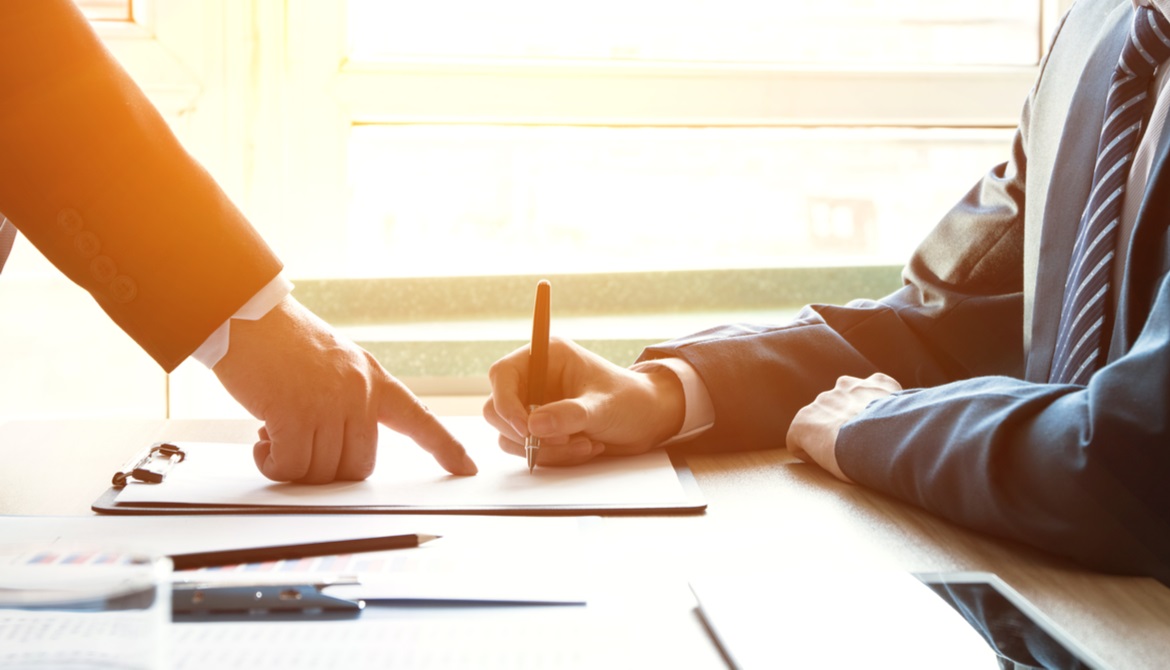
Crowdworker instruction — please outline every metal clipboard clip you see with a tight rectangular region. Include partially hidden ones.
[111,442,186,488]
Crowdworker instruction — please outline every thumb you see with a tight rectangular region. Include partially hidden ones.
[528,397,599,439]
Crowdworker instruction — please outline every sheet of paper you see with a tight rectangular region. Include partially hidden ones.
[0,602,592,670]
[170,614,589,669]
[167,588,700,670]
[0,517,716,669]
[0,610,161,670]
[0,514,592,604]
[113,416,691,510]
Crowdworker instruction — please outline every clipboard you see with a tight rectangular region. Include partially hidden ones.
[91,418,706,516]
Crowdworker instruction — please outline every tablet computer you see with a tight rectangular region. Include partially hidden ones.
[915,571,1105,670]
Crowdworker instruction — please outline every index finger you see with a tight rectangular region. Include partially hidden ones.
[377,372,478,476]
[486,345,532,438]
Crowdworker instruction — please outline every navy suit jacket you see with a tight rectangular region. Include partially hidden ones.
[0,1,281,371]
[642,0,1170,582]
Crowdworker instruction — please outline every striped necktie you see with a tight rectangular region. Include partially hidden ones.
[0,217,15,275]
[1050,5,1170,385]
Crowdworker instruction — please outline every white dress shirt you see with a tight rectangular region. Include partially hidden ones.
[191,273,293,368]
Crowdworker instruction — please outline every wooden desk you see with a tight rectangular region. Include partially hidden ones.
[3,418,1169,668]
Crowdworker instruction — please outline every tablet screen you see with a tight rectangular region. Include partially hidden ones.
[916,573,1102,670]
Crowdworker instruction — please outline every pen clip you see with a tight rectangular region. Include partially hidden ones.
[112,443,186,488]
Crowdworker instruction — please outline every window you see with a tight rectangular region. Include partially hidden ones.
[244,0,1060,404]
[345,125,1009,276]
[268,1,1050,279]
[0,1,1074,420]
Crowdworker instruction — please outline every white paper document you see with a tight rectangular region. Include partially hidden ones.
[170,613,591,670]
[0,610,163,670]
[0,513,598,669]
[111,416,697,512]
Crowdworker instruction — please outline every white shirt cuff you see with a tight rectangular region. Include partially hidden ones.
[631,357,715,445]
[191,274,295,369]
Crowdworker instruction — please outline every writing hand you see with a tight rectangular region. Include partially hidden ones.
[483,337,684,467]
[211,296,477,483]
[786,373,902,482]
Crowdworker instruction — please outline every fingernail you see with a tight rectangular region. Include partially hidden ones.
[460,453,478,475]
[511,418,528,438]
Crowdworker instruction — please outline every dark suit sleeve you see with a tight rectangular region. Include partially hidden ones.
[837,276,1170,581]
[0,0,282,372]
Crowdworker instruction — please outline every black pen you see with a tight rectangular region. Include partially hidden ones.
[169,533,440,571]
[527,279,551,473]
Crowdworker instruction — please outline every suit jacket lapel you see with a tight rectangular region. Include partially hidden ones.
[1028,8,1130,381]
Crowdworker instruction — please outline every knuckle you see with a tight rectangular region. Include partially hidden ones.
[361,349,383,373]
[487,356,512,383]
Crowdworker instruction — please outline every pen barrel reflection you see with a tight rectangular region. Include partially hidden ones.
[526,280,551,474]
[527,279,551,406]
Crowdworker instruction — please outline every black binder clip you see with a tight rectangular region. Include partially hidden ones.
[112,442,186,488]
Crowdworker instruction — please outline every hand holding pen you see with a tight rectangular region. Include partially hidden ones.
[482,290,687,468]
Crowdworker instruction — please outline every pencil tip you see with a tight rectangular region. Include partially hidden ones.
[417,534,441,544]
